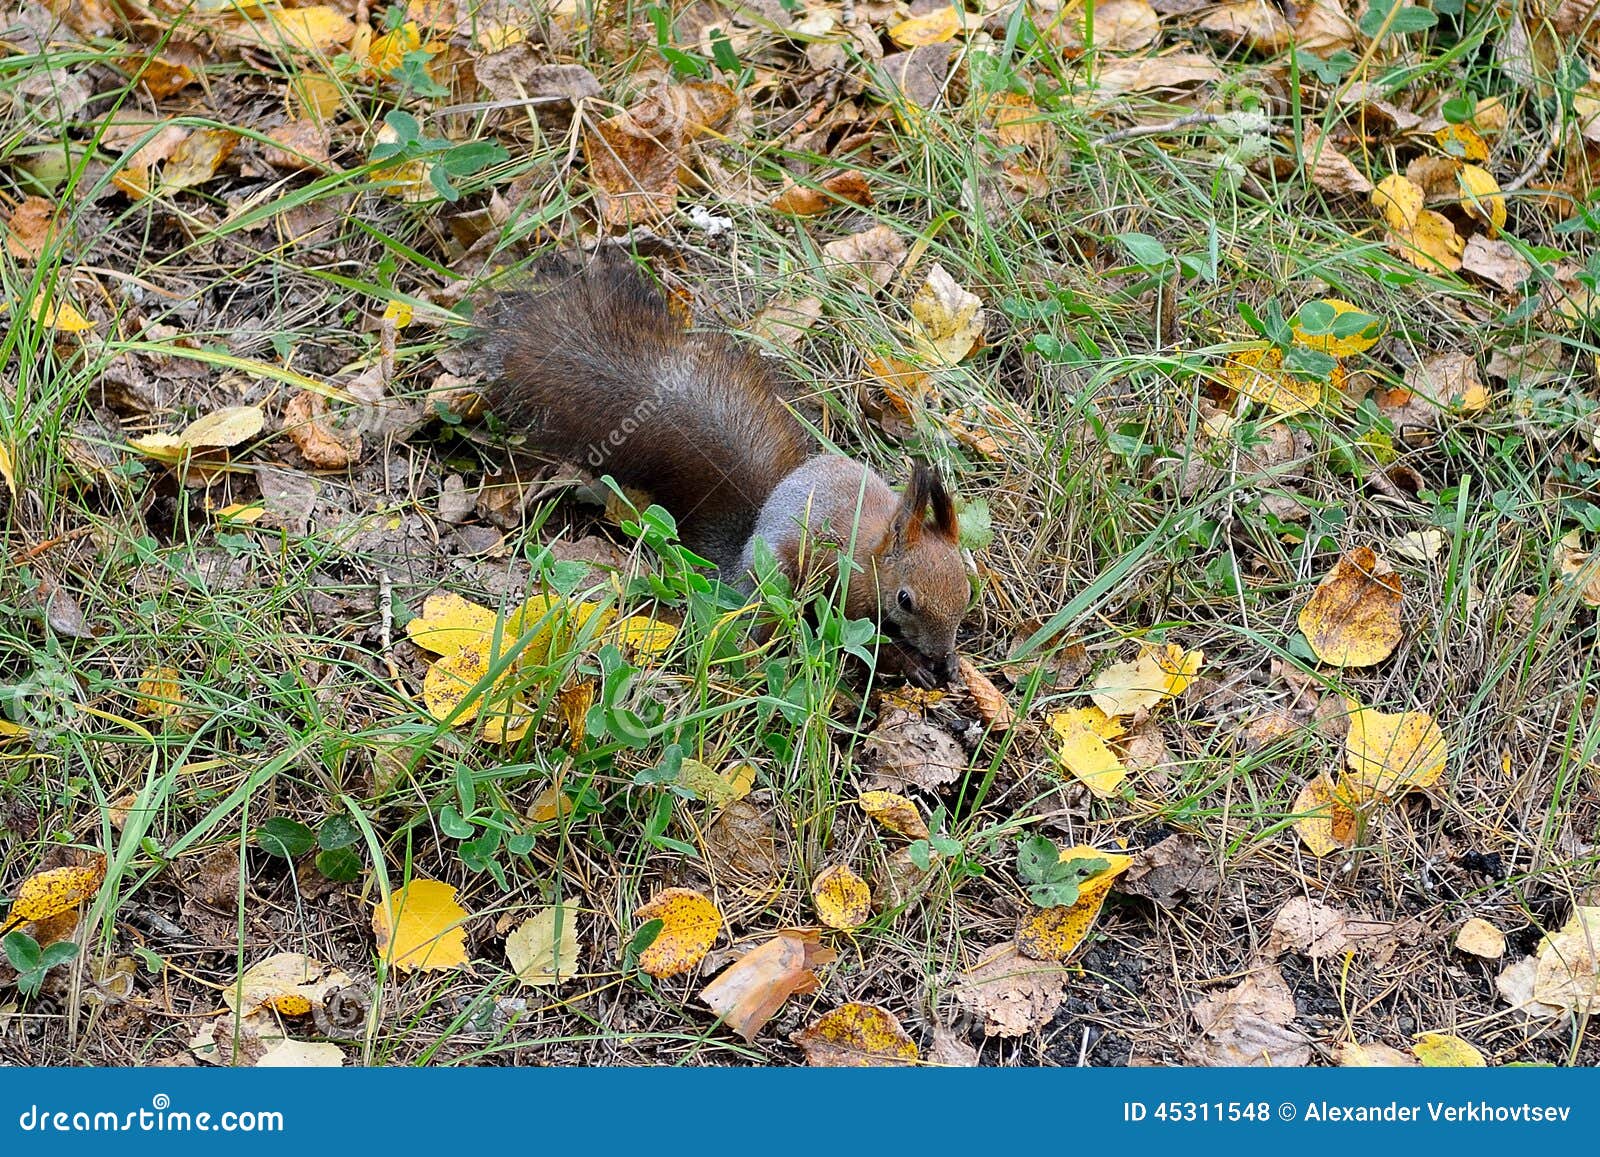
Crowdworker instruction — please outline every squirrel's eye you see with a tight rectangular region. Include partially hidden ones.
[897,588,915,613]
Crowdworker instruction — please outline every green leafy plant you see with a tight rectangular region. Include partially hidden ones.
[369,111,507,202]
[1016,836,1109,908]
[3,930,78,999]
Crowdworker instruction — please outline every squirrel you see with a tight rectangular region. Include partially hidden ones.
[481,255,968,688]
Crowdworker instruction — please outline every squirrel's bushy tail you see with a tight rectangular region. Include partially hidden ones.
[482,255,813,569]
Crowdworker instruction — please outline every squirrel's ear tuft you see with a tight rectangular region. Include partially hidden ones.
[926,468,957,541]
[894,463,957,546]
[891,465,932,548]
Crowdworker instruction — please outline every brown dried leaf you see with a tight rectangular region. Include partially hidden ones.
[952,942,1069,1037]
[283,391,360,469]
[861,707,967,791]
[1189,965,1311,1066]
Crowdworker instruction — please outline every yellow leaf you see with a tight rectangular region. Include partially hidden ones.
[181,405,265,449]
[475,22,526,51]
[1047,706,1128,798]
[612,614,677,659]
[135,665,183,718]
[221,5,357,53]
[527,784,575,823]
[1291,298,1383,356]
[556,680,593,745]
[505,905,582,987]
[908,262,985,366]
[1372,174,1423,231]
[8,859,106,925]
[215,502,265,524]
[406,591,498,657]
[634,888,721,978]
[1345,704,1447,797]
[290,74,344,122]
[1291,774,1361,857]
[371,879,469,972]
[1297,547,1403,667]
[1089,643,1203,718]
[812,863,873,930]
[28,296,94,333]
[382,300,414,328]
[722,761,756,801]
[1394,209,1464,272]
[1454,917,1506,960]
[794,1001,919,1066]
[1221,346,1320,415]
[1458,163,1505,236]
[888,8,970,47]
[368,20,422,76]
[1411,1032,1486,1067]
[1435,124,1489,163]
[0,441,14,498]
[161,128,237,191]
[857,791,930,841]
[1015,846,1132,961]
[421,639,490,724]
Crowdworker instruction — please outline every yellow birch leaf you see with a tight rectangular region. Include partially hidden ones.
[372,879,469,972]
[368,21,422,76]
[181,405,264,449]
[1345,704,1447,797]
[721,761,756,801]
[1221,346,1320,415]
[1411,1032,1486,1066]
[28,296,94,333]
[506,904,581,987]
[382,300,414,328]
[1291,774,1361,857]
[1458,164,1505,235]
[812,863,873,930]
[634,888,721,978]
[1532,906,1600,1014]
[1015,846,1132,961]
[556,680,593,745]
[888,8,967,47]
[1395,209,1464,272]
[613,614,677,659]
[794,1002,918,1066]
[857,791,930,841]
[1372,174,1423,232]
[422,640,494,725]
[1048,706,1128,798]
[8,858,107,925]
[406,591,498,656]
[1090,643,1204,717]
[1435,124,1489,162]
[0,442,15,498]
[135,665,183,718]
[1297,547,1403,667]
[161,128,238,191]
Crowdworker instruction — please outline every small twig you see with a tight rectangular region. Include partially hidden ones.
[9,526,95,566]
[1091,112,1223,148]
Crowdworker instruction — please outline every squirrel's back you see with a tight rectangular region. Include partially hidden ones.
[482,257,813,569]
